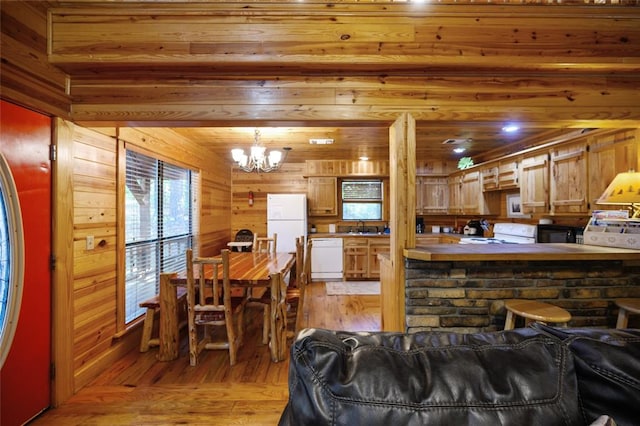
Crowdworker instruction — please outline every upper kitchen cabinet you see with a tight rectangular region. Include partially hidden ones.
[482,158,519,192]
[520,152,550,214]
[308,177,337,216]
[588,129,640,210]
[448,174,463,214]
[449,170,499,215]
[549,140,589,215]
[416,160,452,215]
[416,176,449,214]
[481,164,499,192]
[498,158,520,190]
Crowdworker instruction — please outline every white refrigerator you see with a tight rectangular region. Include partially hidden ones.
[267,193,307,253]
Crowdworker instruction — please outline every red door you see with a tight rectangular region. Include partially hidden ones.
[0,100,52,425]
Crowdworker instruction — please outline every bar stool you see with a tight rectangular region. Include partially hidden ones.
[504,299,571,330]
[615,299,640,329]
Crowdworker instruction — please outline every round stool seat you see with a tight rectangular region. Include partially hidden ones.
[504,299,571,330]
[615,298,640,329]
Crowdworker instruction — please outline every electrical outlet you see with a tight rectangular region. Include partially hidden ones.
[86,235,95,250]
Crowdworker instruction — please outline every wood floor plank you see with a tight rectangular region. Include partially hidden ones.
[31,282,381,425]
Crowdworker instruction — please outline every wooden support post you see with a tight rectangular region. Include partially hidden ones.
[384,112,416,332]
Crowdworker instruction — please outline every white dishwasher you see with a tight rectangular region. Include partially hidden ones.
[311,238,344,281]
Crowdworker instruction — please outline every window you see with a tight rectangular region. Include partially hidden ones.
[341,180,383,220]
[124,150,198,323]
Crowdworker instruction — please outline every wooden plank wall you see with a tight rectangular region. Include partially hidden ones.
[58,124,233,394]
[71,126,118,386]
[0,1,71,118]
[231,162,308,242]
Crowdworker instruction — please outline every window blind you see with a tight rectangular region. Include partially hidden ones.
[124,150,197,323]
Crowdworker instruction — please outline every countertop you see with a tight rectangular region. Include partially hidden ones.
[309,232,460,239]
[310,232,390,238]
[405,243,640,261]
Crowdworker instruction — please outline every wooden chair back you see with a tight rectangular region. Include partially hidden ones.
[294,238,313,332]
[186,248,245,366]
[269,271,288,361]
[253,233,277,253]
[293,236,304,287]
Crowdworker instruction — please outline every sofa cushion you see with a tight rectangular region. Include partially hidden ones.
[280,328,581,426]
[534,325,640,426]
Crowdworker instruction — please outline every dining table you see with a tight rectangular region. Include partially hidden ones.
[157,251,296,363]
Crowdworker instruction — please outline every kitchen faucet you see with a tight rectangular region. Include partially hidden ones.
[357,220,366,234]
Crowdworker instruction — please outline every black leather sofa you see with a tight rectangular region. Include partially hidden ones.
[279,325,640,426]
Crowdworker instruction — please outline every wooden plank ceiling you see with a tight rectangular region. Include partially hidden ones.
[39,1,640,162]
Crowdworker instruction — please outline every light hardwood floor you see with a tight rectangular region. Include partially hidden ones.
[30,282,381,425]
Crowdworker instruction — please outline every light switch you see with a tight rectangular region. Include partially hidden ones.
[86,235,95,250]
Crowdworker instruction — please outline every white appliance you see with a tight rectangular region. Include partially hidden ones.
[267,193,307,254]
[311,238,344,280]
[459,223,537,244]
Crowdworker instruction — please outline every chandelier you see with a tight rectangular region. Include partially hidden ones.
[231,130,290,172]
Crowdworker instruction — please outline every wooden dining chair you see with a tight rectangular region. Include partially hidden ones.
[246,234,299,345]
[246,232,278,343]
[252,233,277,254]
[287,238,312,334]
[186,248,247,366]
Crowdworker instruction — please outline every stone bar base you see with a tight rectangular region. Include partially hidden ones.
[405,258,640,333]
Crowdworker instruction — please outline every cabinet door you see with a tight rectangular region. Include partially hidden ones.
[343,239,368,279]
[368,240,390,278]
[308,177,337,216]
[481,165,499,192]
[417,176,449,214]
[588,129,639,209]
[461,171,481,214]
[498,159,519,189]
[550,141,588,214]
[520,152,549,214]
[447,175,462,214]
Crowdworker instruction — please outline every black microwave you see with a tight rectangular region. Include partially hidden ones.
[536,224,583,243]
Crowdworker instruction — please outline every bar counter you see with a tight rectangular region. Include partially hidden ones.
[381,243,640,334]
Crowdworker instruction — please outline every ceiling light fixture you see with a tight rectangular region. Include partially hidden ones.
[453,147,466,154]
[231,130,291,173]
[502,124,520,133]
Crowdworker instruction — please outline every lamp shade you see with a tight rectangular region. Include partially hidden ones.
[596,172,640,205]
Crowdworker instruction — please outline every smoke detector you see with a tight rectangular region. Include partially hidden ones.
[309,138,334,145]
[442,138,472,145]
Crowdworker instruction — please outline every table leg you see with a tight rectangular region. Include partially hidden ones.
[158,272,179,361]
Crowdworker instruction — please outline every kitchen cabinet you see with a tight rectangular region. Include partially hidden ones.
[368,240,391,277]
[308,177,337,216]
[482,159,519,192]
[416,176,448,214]
[498,159,520,189]
[447,175,462,214]
[343,238,368,279]
[343,237,390,280]
[461,171,482,213]
[458,170,499,215]
[549,140,588,214]
[520,152,550,214]
[481,164,499,192]
[587,129,639,208]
